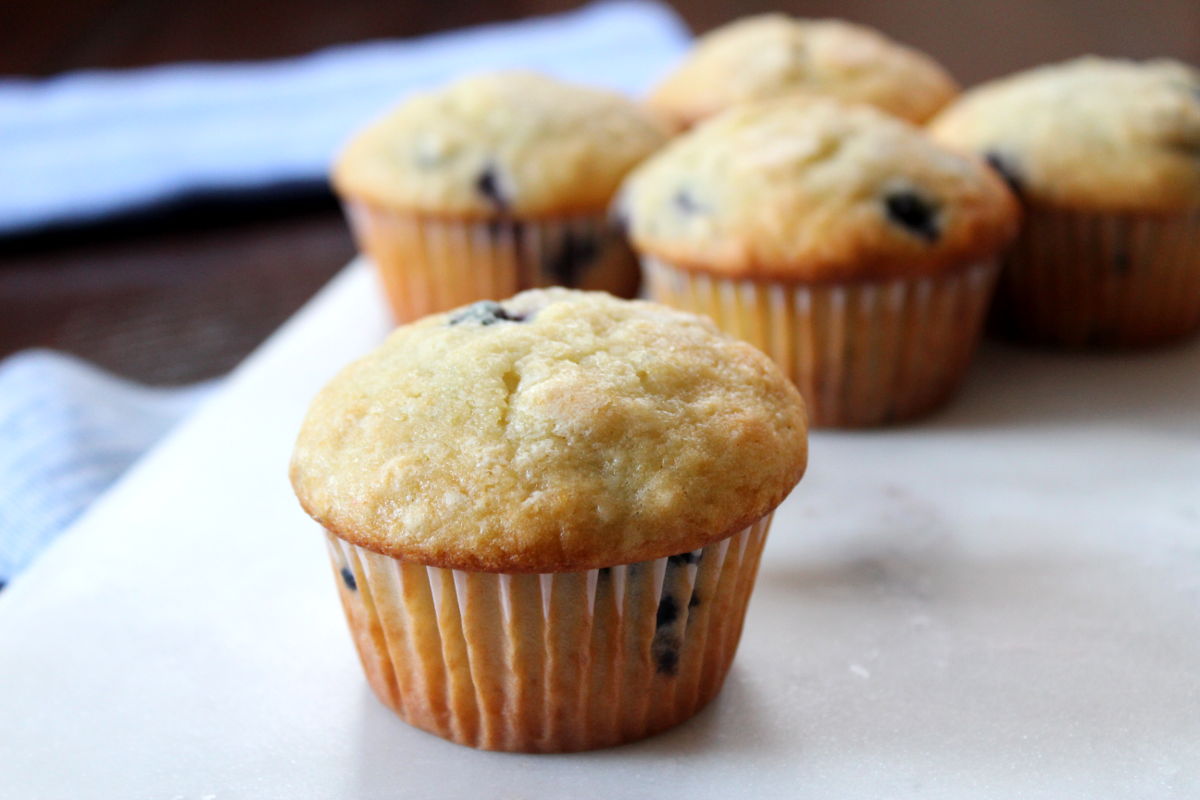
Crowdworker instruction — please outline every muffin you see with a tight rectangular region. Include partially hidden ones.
[648,15,958,130]
[622,98,1019,427]
[929,57,1200,347]
[333,72,668,322]
[290,289,808,752]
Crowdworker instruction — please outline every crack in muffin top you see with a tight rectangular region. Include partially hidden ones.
[620,98,1019,281]
[333,71,669,219]
[649,15,959,130]
[928,57,1200,213]
[290,289,808,572]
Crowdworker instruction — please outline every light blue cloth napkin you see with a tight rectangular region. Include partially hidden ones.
[0,351,218,586]
[0,1,690,584]
[0,0,689,235]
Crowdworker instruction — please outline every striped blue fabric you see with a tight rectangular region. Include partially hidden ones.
[0,351,218,585]
[0,0,689,235]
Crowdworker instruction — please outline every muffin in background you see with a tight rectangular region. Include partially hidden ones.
[622,98,1018,428]
[290,288,808,752]
[929,57,1200,347]
[648,15,958,130]
[333,72,668,322]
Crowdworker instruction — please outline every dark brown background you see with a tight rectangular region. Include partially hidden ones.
[4,0,1199,384]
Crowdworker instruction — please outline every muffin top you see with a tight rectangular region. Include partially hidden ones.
[648,15,959,129]
[929,57,1200,213]
[333,71,668,219]
[621,98,1019,281]
[290,289,808,573]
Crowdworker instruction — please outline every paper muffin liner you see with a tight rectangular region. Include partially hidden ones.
[343,200,641,322]
[324,514,773,752]
[990,207,1200,347]
[643,258,999,428]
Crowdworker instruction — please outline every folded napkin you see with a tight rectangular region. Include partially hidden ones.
[0,0,690,236]
[0,351,218,587]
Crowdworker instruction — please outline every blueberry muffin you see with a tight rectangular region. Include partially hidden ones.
[290,289,808,752]
[648,15,958,130]
[929,57,1200,347]
[333,72,668,321]
[621,98,1019,427]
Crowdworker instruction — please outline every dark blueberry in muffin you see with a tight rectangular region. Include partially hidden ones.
[673,188,705,215]
[340,566,357,591]
[884,190,941,243]
[984,151,1025,196]
[487,218,524,242]
[656,595,679,628]
[475,166,509,211]
[542,231,600,285]
[653,636,681,676]
[447,301,527,326]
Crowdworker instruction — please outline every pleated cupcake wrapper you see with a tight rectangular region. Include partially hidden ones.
[326,514,773,752]
[643,257,999,428]
[343,200,641,323]
[992,207,1200,347]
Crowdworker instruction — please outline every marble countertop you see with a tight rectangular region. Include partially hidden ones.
[2,261,1197,799]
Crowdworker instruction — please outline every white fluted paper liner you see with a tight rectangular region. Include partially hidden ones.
[325,514,773,752]
[993,207,1200,347]
[343,201,640,322]
[643,258,999,427]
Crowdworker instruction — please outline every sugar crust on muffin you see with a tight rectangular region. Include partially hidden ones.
[622,98,1018,281]
[334,71,668,219]
[291,289,808,572]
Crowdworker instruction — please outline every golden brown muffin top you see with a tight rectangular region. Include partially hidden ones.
[290,289,808,572]
[620,98,1019,281]
[332,71,668,219]
[648,15,959,129]
[929,57,1200,213]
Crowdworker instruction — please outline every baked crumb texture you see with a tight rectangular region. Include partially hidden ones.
[291,288,808,571]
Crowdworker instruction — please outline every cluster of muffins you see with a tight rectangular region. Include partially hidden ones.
[294,13,1200,753]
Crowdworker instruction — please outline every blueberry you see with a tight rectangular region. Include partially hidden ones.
[884,191,940,243]
[486,218,519,241]
[652,632,681,676]
[673,188,704,215]
[656,595,679,628]
[475,166,509,211]
[340,566,357,591]
[447,300,527,326]
[667,551,700,567]
[984,151,1025,196]
[542,231,600,286]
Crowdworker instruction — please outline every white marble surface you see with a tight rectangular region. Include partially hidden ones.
[2,261,1198,799]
